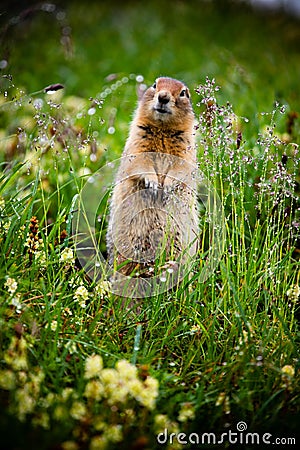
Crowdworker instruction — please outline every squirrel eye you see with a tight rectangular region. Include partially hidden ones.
[180,89,188,98]
[152,82,157,89]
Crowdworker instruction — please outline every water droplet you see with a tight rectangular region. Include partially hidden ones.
[33,98,44,109]
[280,105,286,114]
[56,11,66,21]
[88,107,96,116]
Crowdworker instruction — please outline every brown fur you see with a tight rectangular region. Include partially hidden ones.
[107,77,199,284]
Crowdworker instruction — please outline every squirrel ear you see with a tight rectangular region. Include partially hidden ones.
[136,83,147,101]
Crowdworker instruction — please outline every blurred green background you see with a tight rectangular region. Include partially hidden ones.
[0,3,299,447]
[1,0,300,120]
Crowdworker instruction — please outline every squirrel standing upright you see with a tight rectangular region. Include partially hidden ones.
[107,77,199,293]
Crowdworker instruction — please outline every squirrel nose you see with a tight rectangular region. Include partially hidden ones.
[158,91,170,105]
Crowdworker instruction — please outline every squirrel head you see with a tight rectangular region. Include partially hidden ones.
[137,77,194,130]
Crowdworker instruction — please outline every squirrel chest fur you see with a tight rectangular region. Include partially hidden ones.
[107,77,199,280]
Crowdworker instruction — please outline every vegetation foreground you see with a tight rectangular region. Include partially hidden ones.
[0,2,300,449]
[0,72,299,449]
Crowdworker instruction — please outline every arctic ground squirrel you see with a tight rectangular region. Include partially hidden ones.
[107,76,199,294]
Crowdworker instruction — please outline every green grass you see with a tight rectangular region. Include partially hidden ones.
[0,1,300,449]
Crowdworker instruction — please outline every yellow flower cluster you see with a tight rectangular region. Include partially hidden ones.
[4,277,18,295]
[60,247,75,265]
[154,413,179,435]
[287,285,300,302]
[281,365,295,377]
[215,391,231,414]
[281,364,296,390]
[4,277,23,312]
[84,355,159,410]
[85,354,103,379]
[74,285,89,308]
[0,338,167,449]
[0,337,45,422]
[178,402,195,422]
[94,280,111,299]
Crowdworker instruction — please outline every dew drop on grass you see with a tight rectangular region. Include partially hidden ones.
[56,11,66,21]
[280,105,286,114]
[88,107,96,116]
[33,98,43,109]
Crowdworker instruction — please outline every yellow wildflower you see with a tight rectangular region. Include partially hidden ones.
[154,414,179,434]
[50,320,58,331]
[178,402,195,422]
[84,380,104,401]
[116,359,138,380]
[84,354,103,379]
[74,285,89,298]
[32,411,50,429]
[0,370,16,390]
[70,401,87,420]
[95,280,111,298]
[281,365,295,377]
[127,378,143,399]
[61,441,79,450]
[15,386,36,421]
[127,375,158,410]
[11,293,22,313]
[74,285,89,307]
[287,285,300,301]
[100,368,119,386]
[105,425,122,443]
[61,387,74,401]
[4,277,18,295]
[89,435,108,450]
[215,392,226,406]
[53,405,68,421]
[60,247,75,264]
